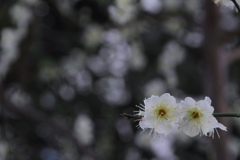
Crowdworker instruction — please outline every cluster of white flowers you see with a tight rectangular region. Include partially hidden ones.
[136,93,227,138]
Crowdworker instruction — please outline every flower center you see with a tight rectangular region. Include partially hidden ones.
[192,112,199,118]
[188,108,203,121]
[154,104,169,120]
[158,109,166,116]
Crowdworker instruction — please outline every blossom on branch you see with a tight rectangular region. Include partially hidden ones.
[136,93,182,137]
[135,94,227,139]
[178,97,227,138]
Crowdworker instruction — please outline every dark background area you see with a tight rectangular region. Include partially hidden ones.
[0,0,240,160]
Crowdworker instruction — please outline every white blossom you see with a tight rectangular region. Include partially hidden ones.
[137,93,181,137]
[178,97,227,138]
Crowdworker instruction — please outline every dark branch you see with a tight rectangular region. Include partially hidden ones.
[213,113,240,117]
[232,0,240,13]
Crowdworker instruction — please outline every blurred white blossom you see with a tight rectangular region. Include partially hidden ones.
[164,18,184,35]
[144,79,167,97]
[220,12,239,31]
[96,77,130,106]
[184,0,201,12]
[74,114,94,146]
[0,29,20,81]
[10,4,32,29]
[39,61,60,82]
[151,136,178,160]
[83,25,103,48]
[134,130,152,149]
[75,70,92,94]
[87,56,106,76]
[59,84,75,101]
[56,0,73,15]
[162,0,181,11]
[158,41,185,86]
[61,49,86,77]
[7,89,31,107]
[109,0,137,25]
[182,30,203,47]
[22,0,39,5]
[0,141,9,160]
[159,41,185,70]
[125,148,141,160]
[130,43,147,71]
[61,50,92,95]
[135,119,182,159]
[0,4,33,83]
[227,136,240,159]
[140,0,162,14]
[102,29,123,45]
[100,29,132,77]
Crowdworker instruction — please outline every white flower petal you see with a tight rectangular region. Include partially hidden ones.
[200,116,218,135]
[180,121,200,137]
[197,100,214,114]
[139,120,156,130]
[139,121,147,129]
[160,93,171,99]
[216,122,227,131]
[141,116,155,128]
[184,97,196,104]
[144,95,160,110]
[205,97,211,105]
[154,122,172,135]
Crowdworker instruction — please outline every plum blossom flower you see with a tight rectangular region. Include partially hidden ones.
[136,93,182,137]
[178,97,227,138]
[213,0,240,10]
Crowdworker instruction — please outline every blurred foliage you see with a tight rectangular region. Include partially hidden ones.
[0,0,240,160]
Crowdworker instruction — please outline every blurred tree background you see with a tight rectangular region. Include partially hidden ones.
[1,0,240,160]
